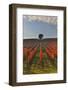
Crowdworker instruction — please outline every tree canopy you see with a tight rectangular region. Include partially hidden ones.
[38,34,44,40]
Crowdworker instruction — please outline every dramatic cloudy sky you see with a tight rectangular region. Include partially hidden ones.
[23,15,57,39]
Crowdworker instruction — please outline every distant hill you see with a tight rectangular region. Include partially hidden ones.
[23,38,57,48]
[23,38,57,41]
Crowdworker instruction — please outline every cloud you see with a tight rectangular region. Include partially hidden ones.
[24,15,57,25]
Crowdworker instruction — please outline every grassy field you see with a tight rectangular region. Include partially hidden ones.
[23,47,57,75]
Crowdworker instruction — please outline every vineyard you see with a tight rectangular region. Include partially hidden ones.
[23,39,57,74]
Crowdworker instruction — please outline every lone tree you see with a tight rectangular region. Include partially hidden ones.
[38,34,43,40]
[38,34,44,47]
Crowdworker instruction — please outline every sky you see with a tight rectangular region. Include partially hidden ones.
[23,15,57,39]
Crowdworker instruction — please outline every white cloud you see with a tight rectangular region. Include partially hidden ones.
[24,15,57,25]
